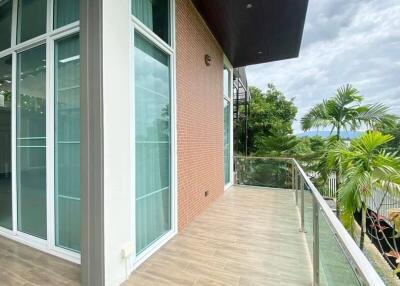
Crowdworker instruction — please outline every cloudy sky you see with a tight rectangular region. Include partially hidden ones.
[246,0,400,133]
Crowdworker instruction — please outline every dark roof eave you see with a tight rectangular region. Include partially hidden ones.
[191,0,309,67]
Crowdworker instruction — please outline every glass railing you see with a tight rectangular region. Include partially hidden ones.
[235,157,293,189]
[234,156,385,286]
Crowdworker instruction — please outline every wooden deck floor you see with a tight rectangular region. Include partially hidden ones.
[0,186,312,285]
[0,235,80,285]
[125,186,312,286]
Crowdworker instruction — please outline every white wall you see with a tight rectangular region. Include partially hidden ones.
[102,0,133,285]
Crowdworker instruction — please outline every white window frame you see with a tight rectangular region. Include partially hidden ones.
[0,0,80,264]
[223,56,233,190]
[129,0,177,272]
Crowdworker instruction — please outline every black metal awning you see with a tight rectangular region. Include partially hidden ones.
[191,0,309,67]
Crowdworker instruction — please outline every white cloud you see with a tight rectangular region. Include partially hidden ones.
[246,0,400,133]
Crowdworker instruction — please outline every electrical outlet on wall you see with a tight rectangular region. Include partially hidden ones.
[121,243,134,259]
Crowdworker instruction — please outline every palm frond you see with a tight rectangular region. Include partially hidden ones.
[301,102,332,131]
[351,131,394,153]
[334,84,363,107]
[339,172,362,213]
[301,84,394,138]
[356,103,395,129]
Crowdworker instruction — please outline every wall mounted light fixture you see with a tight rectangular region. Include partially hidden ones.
[205,54,212,66]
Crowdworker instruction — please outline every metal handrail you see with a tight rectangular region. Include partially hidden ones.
[235,156,385,286]
[235,155,293,161]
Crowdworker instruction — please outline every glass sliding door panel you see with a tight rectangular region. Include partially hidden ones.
[16,45,47,239]
[54,0,79,29]
[223,68,229,99]
[134,32,171,254]
[17,0,47,43]
[132,0,170,44]
[0,55,12,230]
[224,99,230,185]
[54,34,80,252]
[0,0,13,51]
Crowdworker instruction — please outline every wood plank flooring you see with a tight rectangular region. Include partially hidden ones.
[0,235,80,285]
[0,186,312,285]
[125,186,312,286]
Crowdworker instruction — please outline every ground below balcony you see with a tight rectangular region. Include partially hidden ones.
[125,186,313,286]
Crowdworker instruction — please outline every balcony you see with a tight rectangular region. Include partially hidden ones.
[124,185,311,285]
[123,157,383,285]
[0,157,384,286]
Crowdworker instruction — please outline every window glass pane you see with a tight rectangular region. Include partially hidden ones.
[54,0,79,29]
[17,0,47,43]
[55,34,80,252]
[0,0,12,51]
[134,32,171,254]
[17,45,47,239]
[132,0,170,44]
[224,99,230,185]
[223,68,229,98]
[0,55,12,230]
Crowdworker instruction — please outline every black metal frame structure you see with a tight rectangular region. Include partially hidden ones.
[233,67,250,156]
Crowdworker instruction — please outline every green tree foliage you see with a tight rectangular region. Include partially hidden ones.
[301,84,396,215]
[236,84,298,156]
[301,84,395,139]
[376,120,400,152]
[295,136,328,175]
[294,136,326,161]
[328,131,400,250]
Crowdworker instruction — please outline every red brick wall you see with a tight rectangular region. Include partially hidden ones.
[176,0,225,231]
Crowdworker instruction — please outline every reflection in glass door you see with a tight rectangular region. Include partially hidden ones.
[223,67,231,186]
[16,45,47,239]
[0,0,81,260]
[134,32,171,254]
[54,34,81,252]
[0,55,12,230]
[224,99,230,185]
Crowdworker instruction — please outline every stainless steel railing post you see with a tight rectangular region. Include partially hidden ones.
[292,163,295,192]
[233,156,385,286]
[313,195,320,286]
[300,176,305,232]
[295,168,298,205]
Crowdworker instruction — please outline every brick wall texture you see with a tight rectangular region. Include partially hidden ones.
[176,0,225,231]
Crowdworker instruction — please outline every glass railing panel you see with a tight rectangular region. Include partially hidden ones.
[303,184,314,259]
[235,157,292,189]
[319,209,361,285]
[235,157,384,286]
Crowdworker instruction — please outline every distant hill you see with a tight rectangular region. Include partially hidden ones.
[296,130,363,140]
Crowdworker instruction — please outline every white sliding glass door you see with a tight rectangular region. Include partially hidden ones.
[131,0,175,261]
[224,99,230,185]
[16,45,47,239]
[134,32,171,254]
[54,34,81,252]
[223,66,232,187]
[0,2,13,231]
[0,0,80,262]
[0,55,12,230]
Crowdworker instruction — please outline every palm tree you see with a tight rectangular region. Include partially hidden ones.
[301,84,394,139]
[329,131,400,250]
[301,84,396,215]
